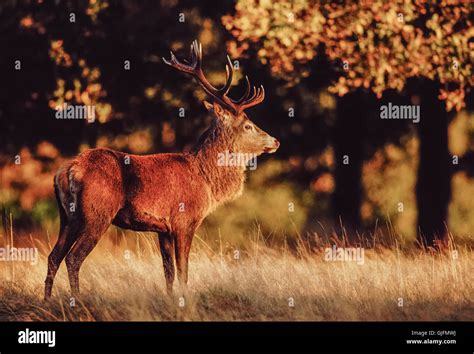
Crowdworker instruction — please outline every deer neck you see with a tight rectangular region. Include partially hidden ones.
[192,124,246,206]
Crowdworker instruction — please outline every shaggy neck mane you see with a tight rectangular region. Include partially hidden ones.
[191,121,246,205]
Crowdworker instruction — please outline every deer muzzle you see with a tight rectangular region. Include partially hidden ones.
[263,138,280,154]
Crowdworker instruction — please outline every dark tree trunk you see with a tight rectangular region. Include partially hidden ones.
[333,91,366,243]
[415,81,451,248]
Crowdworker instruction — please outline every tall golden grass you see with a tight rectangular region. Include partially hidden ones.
[0,227,473,321]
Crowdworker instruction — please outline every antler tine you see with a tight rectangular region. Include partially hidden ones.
[254,85,265,103]
[232,75,251,104]
[239,85,258,106]
[249,86,259,102]
[189,42,196,67]
[238,85,265,111]
[194,40,202,68]
[161,51,176,66]
[222,55,234,94]
[163,48,194,74]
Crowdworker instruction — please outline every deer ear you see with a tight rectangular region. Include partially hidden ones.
[203,100,213,112]
[205,101,232,125]
[203,101,226,118]
[212,101,225,116]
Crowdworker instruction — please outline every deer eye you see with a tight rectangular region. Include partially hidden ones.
[244,124,253,131]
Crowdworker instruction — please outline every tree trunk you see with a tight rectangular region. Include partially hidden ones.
[415,81,451,248]
[333,91,365,243]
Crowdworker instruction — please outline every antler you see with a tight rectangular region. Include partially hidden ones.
[163,40,265,113]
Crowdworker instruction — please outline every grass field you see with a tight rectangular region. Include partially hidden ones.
[0,230,473,321]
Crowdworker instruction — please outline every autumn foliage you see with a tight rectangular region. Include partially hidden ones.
[223,0,473,110]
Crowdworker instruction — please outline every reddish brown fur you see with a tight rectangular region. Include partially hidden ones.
[44,102,279,298]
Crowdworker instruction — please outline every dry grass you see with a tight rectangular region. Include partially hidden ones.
[0,231,473,321]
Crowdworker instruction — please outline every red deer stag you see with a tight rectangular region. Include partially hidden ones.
[44,40,279,299]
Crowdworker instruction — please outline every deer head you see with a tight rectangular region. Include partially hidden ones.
[163,41,280,158]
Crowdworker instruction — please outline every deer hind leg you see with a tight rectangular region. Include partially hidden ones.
[45,180,78,299]
[45,221,77,300]
[64,219,111,295]
[45,224,79,299]
[158,232,175,295]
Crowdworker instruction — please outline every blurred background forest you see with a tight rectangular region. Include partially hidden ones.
[0,0,473,250]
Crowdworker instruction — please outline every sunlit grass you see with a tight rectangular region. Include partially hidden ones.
[0,228,472,321]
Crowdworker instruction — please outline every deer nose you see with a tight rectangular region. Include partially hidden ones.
[273,138,280,149]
